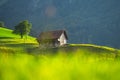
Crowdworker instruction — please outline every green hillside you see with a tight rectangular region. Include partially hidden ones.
[1,27,120,80]
[0,27,36,39]
[0,27,18,38]
[0,27,38,54]
[0,27,120,55]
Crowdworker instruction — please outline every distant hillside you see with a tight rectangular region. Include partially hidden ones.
[0,0,120,48]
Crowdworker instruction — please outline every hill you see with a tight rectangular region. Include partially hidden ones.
[0,27,18,38]
[1,27,120,80]
[0,27,120,57]
[0,0,120,48]
[0,27,38,54]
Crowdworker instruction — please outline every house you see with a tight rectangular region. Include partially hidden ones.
[37,30,68,48]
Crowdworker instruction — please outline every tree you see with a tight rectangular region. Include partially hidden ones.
[0,21,5,27]
[13,20,32,39]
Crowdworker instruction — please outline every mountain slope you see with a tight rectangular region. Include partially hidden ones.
[0,0,120,48]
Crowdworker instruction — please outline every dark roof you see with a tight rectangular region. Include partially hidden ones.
[37,30,68,40]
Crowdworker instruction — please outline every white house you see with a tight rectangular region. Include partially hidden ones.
[37,30,68,47]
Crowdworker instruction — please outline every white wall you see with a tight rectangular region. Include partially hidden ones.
[58,33,67,46]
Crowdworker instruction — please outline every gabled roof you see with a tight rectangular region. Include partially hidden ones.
[37,30,68,40]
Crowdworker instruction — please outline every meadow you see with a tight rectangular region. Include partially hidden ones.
[0,27,120,80]
[1,50,120,80]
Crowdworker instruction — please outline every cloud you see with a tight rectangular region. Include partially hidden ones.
[0,0,8,7]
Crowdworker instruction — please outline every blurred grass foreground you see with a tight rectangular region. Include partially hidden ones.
[0,51,120,80]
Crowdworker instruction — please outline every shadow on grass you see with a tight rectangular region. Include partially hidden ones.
[0,37,15,39]
[0,48,15,54]
[30,46,116,53]
[0,40,18,43]
[0,43,37,48]
[26,45,119,58]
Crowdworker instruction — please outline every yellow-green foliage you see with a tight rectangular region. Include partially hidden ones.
[0,52,120,80]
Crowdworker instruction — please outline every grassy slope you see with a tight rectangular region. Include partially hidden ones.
[1,27,120,80]
[0,27,17,37]
[0,27,38,54]
[0,27,37,41]
[0,27,120,55]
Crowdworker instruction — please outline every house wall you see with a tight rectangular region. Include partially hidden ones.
[39,39,60,48]
[58,33,67,45]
